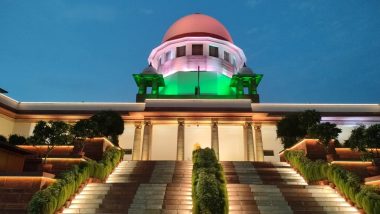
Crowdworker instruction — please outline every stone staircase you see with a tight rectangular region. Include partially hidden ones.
[222,161,360,214]
[62,160,192,214]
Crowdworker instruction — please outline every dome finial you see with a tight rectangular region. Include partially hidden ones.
[142,63,158,74]
[238,63,254,75]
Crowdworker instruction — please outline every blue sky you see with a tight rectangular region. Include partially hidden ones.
[0,0,379,103]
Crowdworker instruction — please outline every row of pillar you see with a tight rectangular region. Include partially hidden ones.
[131,120,264,161]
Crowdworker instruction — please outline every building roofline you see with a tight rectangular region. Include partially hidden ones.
[1,94,379,119]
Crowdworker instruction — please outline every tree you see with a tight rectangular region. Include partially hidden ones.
[298,110,322,135]
[276,110,321,148]
[307,122,342,147]
[71,119,98,152]
[276,113,301,148]
[307,122,342,155]
[346,124,380,163]
[365,124,380,160]
[28,121,73,163]
[8,134,27,145]
[90,111,124,146]
[0,135,7,143]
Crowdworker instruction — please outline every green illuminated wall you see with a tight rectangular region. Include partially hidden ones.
[159,71,235,96]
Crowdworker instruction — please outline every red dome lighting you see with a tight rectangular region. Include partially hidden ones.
[162,13,233,43]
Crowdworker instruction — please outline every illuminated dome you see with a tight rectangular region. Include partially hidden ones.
[149,13,246,78]
[162,13,233,43]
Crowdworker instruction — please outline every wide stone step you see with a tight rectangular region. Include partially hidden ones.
[66,160,356,214]
[62,208,97,213]
[289,201,351,207]
[285,197,346,202]
[161,209,192,214]
[71,199,103,204]
[75,194,105,200]
[279,188,336,193]
[128,208,162,214]
[292,206,359,212]
[224,162,360,214]
[61,160,193,213]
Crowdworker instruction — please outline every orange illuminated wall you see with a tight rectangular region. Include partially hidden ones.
[18,145,74,156]
[331,161,373,178]
[279,139,326,161]
[0,148,25,173]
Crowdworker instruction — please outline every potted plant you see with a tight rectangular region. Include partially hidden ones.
[307,122,342,162]
[71,119,98,156]
[28,120,73,172]
[346,124,380,175]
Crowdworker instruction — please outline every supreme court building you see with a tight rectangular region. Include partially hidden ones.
[1,14,379,162]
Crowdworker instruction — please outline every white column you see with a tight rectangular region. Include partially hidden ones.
[141,121,151,160]
[132,122,142,160]
[177,119,185,160]
[245,122,255,161]
[254,124,264,161]
[211,120,219,160]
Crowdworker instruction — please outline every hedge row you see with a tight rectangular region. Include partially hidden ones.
[192,148,228,214]
[284,150,380,214]
[27,147,124,214]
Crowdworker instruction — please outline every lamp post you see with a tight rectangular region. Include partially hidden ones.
[193,66,205,96]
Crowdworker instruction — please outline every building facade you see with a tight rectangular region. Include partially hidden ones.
[1,14,379,162]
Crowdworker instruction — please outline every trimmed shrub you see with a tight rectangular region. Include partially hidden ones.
[284,150,380,214]
[0,135,7,143]
[284,150,328,182]
[8,134,27,145]
[196,170,223,213]
[27,147,124,214]
[192,148,228,214]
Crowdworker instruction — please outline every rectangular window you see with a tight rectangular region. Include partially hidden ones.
[209,46,219,57]
[146,87,152,94]
[263,150,274,156]
[124,149,132,155]
[243,87,249,95]
[192,44,203,55]
[176,46,186,57]
[165,51,171,62]
[224,51,230,62]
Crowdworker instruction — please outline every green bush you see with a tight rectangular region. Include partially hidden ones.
[192,148,228,214]
[325,165,362,204]
[284,150,380,214]
[92,147,124,181]
[196,170,223,213]
[284,150,328,182]
[0,135,8,143]
[8,134,27,145]
[355,185,380,214]
[27,147,124,214]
